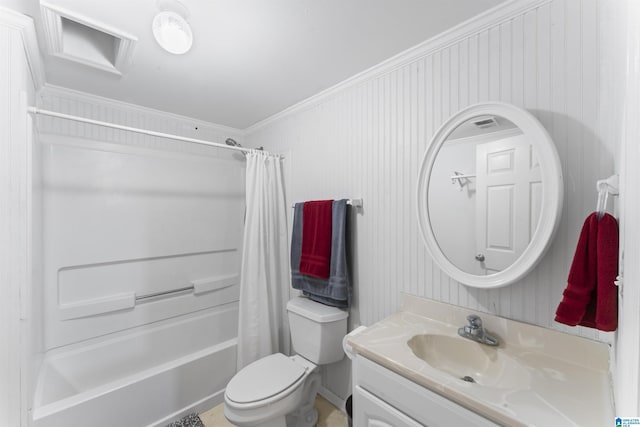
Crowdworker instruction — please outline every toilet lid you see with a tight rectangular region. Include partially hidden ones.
[226,353,307,404]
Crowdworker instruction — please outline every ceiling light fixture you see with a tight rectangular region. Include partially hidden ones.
[152,0,193,55]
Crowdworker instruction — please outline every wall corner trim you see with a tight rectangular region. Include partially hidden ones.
[245,0,550,135]
[0,6,46,89]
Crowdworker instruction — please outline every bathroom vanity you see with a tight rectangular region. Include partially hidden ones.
[347,294,614,427]
[354,356,497,426]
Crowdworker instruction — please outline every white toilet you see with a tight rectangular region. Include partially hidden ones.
[224,296,348,427]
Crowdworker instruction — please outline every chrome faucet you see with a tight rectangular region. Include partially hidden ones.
[458,314,499,346]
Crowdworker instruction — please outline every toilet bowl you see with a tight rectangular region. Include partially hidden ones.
[224,354,320,427]
[224,296,348,427]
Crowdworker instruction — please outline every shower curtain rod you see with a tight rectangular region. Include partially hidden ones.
[27,107,264,155]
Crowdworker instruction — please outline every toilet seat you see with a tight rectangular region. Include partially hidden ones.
[225,353,308,408]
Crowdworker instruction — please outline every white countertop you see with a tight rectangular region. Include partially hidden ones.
[348,294,614,427]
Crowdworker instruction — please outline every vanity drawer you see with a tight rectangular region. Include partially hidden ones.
[354,356,499,427]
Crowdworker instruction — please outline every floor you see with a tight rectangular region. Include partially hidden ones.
[199,395,349,427]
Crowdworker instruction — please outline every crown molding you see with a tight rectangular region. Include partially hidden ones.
[0,6,46,89]
[245,0,550,135]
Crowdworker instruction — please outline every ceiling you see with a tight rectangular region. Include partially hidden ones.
[27,0,505,129]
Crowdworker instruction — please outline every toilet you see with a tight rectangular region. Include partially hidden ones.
[224,296,348,427]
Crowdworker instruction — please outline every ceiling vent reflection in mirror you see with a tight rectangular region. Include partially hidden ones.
[472,116,498,129]
[40,2,137,75]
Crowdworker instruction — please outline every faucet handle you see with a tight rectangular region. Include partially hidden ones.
[466,314,482,329]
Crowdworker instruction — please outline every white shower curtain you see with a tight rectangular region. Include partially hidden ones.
[236,150,290,370]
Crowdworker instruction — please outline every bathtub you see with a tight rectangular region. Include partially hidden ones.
[32,303,238,427]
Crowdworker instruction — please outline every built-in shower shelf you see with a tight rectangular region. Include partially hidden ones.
[59,293,135,320]
[58,274,239,320]
[192,274,238,295]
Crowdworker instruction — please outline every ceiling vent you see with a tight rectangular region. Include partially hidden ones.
[40,2,137,75]
[472,116,498,129]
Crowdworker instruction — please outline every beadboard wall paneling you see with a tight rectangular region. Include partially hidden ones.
[247,0,617,344]
[0,11,39,427]
[37,85,245,151]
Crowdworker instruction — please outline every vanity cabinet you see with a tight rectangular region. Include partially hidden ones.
[353,356,498,427]
[355,386,422,427]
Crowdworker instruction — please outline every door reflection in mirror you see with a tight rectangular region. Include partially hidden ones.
[427,116,542,275]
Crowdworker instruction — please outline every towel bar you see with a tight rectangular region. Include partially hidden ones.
[135,285,194,301]
[291,198,363,209]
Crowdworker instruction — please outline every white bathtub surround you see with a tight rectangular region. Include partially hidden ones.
[237,150,291,370]
[32,305,238,427]
[348,293,613,426]
[27,86,247,427]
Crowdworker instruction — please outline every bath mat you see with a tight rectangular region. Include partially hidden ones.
[166,413,204,427]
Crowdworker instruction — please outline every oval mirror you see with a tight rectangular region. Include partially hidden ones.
[417,102,563,288]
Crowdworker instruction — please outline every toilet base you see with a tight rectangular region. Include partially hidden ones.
[285,369,320,427]
[223,357,322,427]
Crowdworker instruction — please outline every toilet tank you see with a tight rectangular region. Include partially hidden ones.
[286,297,348,365]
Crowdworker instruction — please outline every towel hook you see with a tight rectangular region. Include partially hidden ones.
[596,174,619,219]
[596,174,619,195]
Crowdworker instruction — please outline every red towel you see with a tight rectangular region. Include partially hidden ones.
[555,213,618,331]
[299,200,333,279]
[594,214,619,331]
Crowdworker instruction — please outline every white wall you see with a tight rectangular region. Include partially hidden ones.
[430,139,478,274]
[247,0,620,401]
[248,0,618,338]
[29,84,44,426]
[0,7,42,426]
[611,0,640,416]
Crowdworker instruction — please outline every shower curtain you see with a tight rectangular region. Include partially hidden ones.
[236,150,290,370]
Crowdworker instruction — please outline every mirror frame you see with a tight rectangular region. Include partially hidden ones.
[417,102,563,288]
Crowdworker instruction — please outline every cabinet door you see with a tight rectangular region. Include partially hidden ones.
[354,386,424,427]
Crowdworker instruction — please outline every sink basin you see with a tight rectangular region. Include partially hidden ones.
[407,334,529,388]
